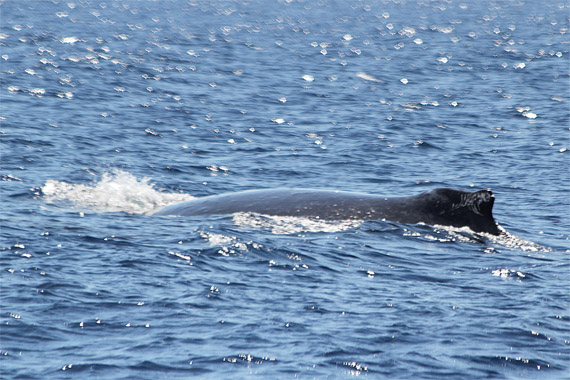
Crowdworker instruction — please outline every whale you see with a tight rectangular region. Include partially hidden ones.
[153,187,501,235]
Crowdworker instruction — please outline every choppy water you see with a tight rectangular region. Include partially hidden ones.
[1,0,569,379]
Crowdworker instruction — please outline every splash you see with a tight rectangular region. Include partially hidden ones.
[41,170,192,214]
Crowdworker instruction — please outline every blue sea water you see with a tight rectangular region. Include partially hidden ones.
[1,0,569,378]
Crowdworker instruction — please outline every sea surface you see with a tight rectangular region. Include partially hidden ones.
[1,0,569,379]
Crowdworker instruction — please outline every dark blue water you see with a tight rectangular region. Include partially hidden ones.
[1,0,569,378]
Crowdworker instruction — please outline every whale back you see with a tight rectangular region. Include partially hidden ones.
[154,187,501,235]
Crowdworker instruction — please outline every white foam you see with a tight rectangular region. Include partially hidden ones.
[492,268,527,279]
[487,229,550,252]
[232,212,363,234]
[356,72,381,82]
[405,223,550,252]
[198,230,253,256]
[41,170,192,214]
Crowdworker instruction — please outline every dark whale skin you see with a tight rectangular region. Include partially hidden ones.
[154,188,501,235]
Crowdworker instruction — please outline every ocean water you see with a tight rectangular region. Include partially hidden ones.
[1,0,569,379]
